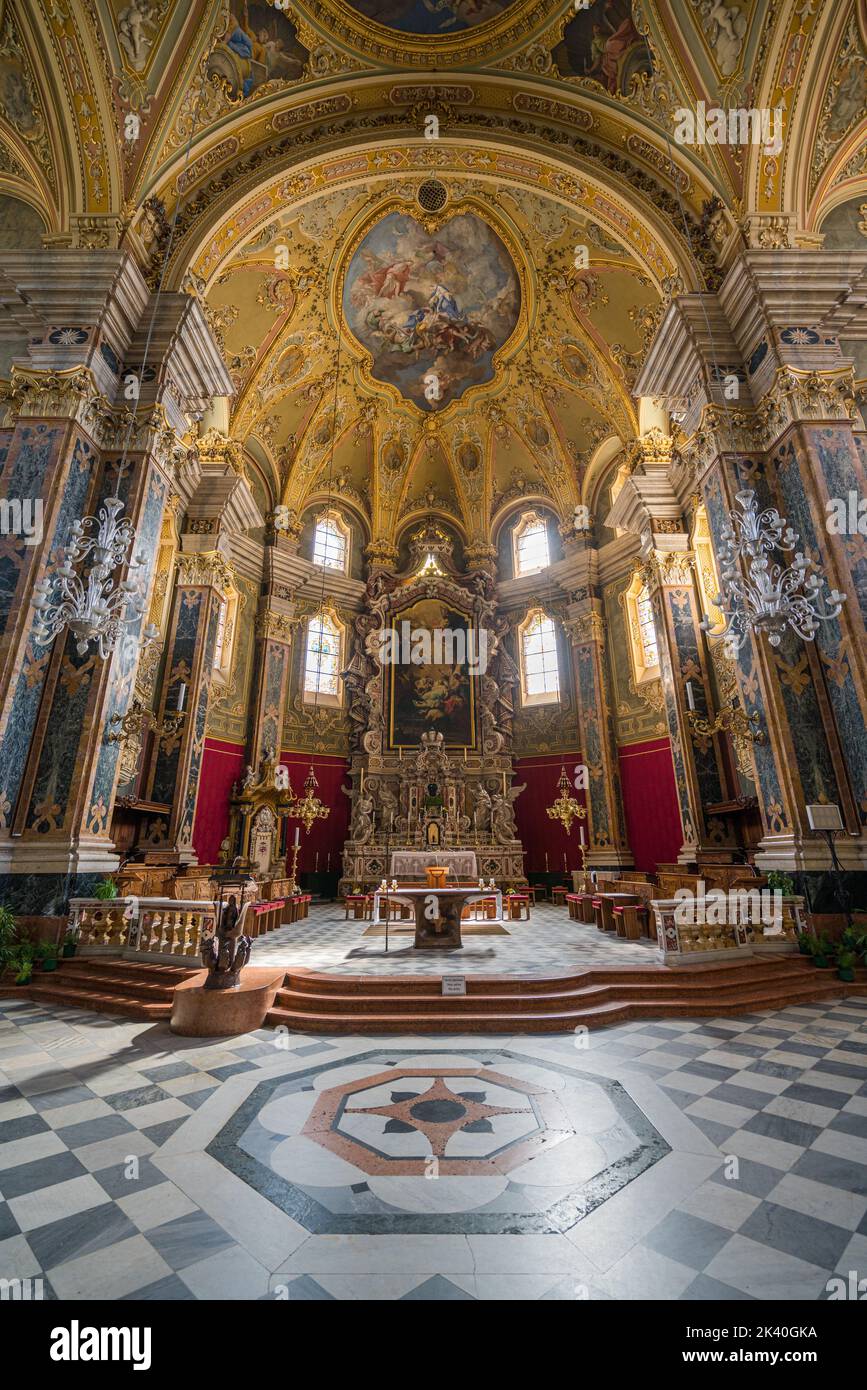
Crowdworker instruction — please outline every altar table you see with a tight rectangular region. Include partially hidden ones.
[389,850,478,880]
[371,885,502,949]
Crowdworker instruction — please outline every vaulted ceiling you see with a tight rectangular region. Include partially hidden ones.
[1,0,865,541]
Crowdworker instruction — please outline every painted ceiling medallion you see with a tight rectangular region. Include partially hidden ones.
[341,0,518,35]
[342,210,521,412]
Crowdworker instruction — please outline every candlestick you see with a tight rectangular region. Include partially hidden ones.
[686,680,695,711]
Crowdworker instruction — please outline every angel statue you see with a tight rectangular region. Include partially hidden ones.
[491,782,525,843]
[345,789,375,845]
[474,783,492,832]
[201,895,252,991]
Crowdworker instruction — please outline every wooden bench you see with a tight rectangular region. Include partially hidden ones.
[343,893,370,921]
[247,900,285,935]
[504,892,531,921]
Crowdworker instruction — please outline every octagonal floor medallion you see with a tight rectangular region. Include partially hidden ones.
[207,1050,670,1236]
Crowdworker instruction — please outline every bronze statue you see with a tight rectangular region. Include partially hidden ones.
[201,895,252,990]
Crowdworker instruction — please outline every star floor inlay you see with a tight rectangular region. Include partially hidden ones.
[207,1050,670,1235]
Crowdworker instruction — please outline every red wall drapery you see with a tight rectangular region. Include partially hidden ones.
[617,737,683,872]
[514,752,586,877]
[193,741,350,870]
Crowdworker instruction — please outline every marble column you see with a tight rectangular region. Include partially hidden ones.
[636,246,867,872]
[146,551,232,861]
[642,544,733,862]
[567,606,632,870]
[248,607,299,769]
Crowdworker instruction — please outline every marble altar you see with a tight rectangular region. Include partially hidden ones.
[371,886,502,949]
[390,850,477,879]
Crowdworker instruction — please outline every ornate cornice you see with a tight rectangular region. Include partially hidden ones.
[566,611,606,646]
[175,549,235,594]
[365,537,399,570]
[681,365,859,473]
[255,610,301,644]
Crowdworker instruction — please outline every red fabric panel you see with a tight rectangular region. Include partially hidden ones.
[193,743,350,871]
[193,738,245,864]
[618,737,683,872]
[280,751,350,875]
[514,752,586,876]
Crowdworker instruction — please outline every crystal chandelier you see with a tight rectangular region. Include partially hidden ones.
[32,495,149,658]
[702,489,846,651]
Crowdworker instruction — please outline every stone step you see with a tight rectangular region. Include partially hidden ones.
[22,957,199,1020]
[281,957,815,1001]
[266,971,866,1033]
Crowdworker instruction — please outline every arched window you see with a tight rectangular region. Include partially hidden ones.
[212,585,240,684]
[312,510,349,573]
[513,510,550,576]
[636,587,659,669]
[623,570,660,684]
[519,608,561,705]
[691,504,724,636]
[303,609,343,706]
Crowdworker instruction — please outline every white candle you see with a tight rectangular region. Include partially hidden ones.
[580,825,585,845]
[294,826,300,846]
[176,682,186,712]
[563,853,568,871]
[686,681,695,711]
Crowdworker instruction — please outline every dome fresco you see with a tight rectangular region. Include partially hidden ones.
[340,0,518,35]
[342,211,521,412]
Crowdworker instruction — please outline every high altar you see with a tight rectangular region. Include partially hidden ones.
[340,524,527,893]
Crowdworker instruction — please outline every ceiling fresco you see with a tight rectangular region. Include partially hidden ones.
[0,0,864,541]
[553,0,651,95]
[341,0,518,35]
[342,209,521,412]
[207,2,308,98]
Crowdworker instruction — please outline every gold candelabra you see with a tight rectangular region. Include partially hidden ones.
[577,835,589,891]
[287,838,301,894]
[687,705,766,744]
[291,763,330,833]
[546,765,587,836]
[107,698,186,745]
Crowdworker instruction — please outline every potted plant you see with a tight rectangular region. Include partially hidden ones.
[11,943,34,985]
[802,933,834,968]
[93,877,118,900]
[767,870,796,897]
[795,929,813,955]
[62,926,79,958]
[812,934,836,969]
[0,904,16,974]
[836,948,858,983]
[40,942,58,973]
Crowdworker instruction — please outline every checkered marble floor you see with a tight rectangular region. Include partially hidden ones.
[250,901,656,975]
[2,992,866,1301]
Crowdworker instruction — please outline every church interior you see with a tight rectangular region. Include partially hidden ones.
[0,0,866,1315]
